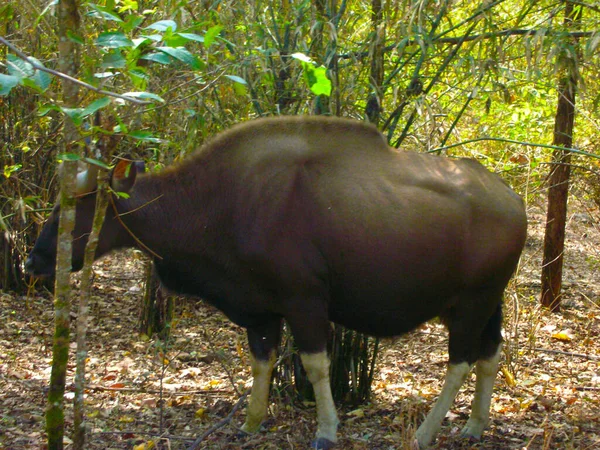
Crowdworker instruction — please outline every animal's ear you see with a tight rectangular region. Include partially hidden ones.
[110,159,138,194]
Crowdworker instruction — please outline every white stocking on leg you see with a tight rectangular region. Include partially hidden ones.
[415,362,471,448]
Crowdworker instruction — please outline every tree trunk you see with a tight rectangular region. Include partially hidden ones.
[73,126,116,449]
[47,163,77,450]
[540,1,581,312]
[311,0,333,115]
[46,1,80,448]
[365,0,384,124]
[0,230,23,292]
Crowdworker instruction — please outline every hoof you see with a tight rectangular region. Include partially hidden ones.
[235,429,251,439]
[311,437,336,449]
[460,419,485,440]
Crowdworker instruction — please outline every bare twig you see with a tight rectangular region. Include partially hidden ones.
[92,430,193,441]
[0,35,151,105]
[535,347,600,361]
[187,391,250,450]
[86,384,232,395]
[339,28,595,61]
[430,137,600,159]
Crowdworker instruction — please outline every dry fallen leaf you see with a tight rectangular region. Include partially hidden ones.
[133,440,155,450]
[551,330,574,342]
[501,366,517,387]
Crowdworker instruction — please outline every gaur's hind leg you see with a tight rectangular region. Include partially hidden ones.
[414,361,471,448]
[287,302,339,450]
[416,291,504,448]
[241,320,282,434]
[461,303,503,439]
[300,351,339,449]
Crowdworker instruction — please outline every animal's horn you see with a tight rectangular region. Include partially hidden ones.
[75,162,99,195]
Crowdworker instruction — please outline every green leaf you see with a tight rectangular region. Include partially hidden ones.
[291,52,313,64]
[225,75,247,85]
[83,158,111,170]
[204,25,223,48]
[67,30,84,45]
[58,153,81,162]
[122,91,165,103]
[128,68,149,89]
[28,57,52,91]
[34,0,58,28]
[225,75,247,95]
[291,53,331,97]
[132,37,154,49]
[38,104,61,116]
[7,54,35,77]
[22,78,46,94]
[101,50,127,69]
[61,107,84,126]
[177,33,205,43]
[94,72,118,79]
[86,3,124,22]
[122,14,144,33]
[139,34,163,42]
[157,46,203,69]
[81,97,111,117]
[0,74,21,96]
[145,19,177,32]
[3,164,22,179]
[118,0,138,13]
[127,130,163,143]
[5,55,51,92]
[164,34,189,48]
[96,32,134,48]
[304,65,331,96]
[140,51,172,65]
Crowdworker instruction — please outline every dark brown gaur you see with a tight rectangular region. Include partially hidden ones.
[26,116,527,449]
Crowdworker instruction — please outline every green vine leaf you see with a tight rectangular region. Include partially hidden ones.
[145,20,178,32]
[95,32,134,48]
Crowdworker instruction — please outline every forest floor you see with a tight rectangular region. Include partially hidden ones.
[0,194,599,450]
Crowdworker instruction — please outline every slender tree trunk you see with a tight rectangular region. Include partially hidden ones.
[47,1,80,448]
[540,1,581,312]
[73,128,116,448]
[311,0,333,115]
[73,176,108,449]
[47,164,77,450]
[365,0,384,124]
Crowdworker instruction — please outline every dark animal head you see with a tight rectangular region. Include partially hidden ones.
[25,159,142,278]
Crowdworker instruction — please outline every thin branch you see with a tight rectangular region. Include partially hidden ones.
[86,384,232,395]
[338,28,595,61]
[93,430,194,441]
[434,0,508,40]
[535,347,600,361]
[187,391,250,450]
[436,28,594,45]
[0,36,151,105]
[430,137,600,159]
